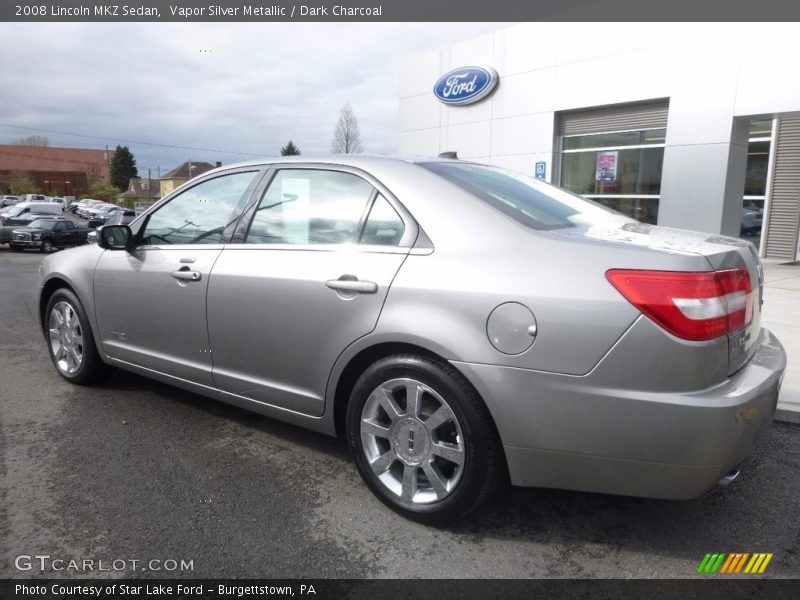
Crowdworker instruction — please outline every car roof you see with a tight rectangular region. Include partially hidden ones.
[200,154,461,175]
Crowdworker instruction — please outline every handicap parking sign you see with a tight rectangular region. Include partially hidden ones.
[535,161,546,180]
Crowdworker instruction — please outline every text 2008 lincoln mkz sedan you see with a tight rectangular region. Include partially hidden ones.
[38,156,786,524]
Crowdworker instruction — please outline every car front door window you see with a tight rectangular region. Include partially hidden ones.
[141,171,258,246]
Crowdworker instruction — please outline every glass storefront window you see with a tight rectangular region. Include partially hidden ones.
[562,128,666,151]
[739,119,774,249]
[560,128,664,224]
[744,140,770,196]
[749,120,773,138]
[560,147,664,196]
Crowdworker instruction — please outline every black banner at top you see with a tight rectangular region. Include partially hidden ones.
[3,0,800,22]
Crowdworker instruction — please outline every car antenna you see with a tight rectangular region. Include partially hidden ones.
[438,151,458,159]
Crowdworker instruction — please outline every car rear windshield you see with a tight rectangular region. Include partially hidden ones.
[419,161,628,231]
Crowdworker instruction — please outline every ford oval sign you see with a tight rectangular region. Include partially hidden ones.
[433,66,498,106]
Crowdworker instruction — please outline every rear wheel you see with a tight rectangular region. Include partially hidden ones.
[44,288,111,384]
[346,354,506,525]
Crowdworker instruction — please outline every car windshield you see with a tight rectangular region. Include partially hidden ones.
[419,161,632,231]
[27,219,57,230]
[4,206,25,217]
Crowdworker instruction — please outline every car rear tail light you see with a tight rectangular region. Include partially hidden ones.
[606,268,753,341]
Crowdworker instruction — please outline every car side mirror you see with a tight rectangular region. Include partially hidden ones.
[97,225,132,250]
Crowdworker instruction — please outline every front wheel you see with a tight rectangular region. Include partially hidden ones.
[346,354,506,525]
[44,288,111,384]
[40,239,53,253]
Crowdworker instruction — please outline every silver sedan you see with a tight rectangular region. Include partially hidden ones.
[37,156,787,524]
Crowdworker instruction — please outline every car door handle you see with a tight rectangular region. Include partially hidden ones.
[325,278,378,294]
[171,269,202,282]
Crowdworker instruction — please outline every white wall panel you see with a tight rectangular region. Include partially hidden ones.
[491,68,556,119]
[440,121,492,159]
[399,95,441,132]
[491,113,555,157]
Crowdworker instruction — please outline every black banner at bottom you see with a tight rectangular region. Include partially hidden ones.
[2,579,799,600]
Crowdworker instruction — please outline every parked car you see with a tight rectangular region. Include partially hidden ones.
[86,204,118,220]
[78,200,108,219]
[36,156,787,524]
[1,195,20,208]
[70,198,98,214]
[0,214,58,243]
[22,194,48,202]
[105,209,136,226]
[10,217,89,252]
[1,201,62,220]
[741,208,763,237]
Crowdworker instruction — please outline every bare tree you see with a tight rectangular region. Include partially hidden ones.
[330,103,363,154]
[13,135,49,146]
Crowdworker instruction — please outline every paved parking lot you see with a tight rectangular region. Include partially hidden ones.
[1,248,799,579]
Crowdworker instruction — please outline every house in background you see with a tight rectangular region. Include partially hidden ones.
[0,145,114,196]
[160,160,219,198]
[119,177,161,208]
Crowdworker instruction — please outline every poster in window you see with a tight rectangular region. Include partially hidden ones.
[595,151,618,183]
[281,178,311,244]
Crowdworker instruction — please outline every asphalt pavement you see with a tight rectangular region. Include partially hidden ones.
[1,247,799,579]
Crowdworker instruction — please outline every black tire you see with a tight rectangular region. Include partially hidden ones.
[41,239,53,253]
[11,245,23,252]
[346,354,506,525]
[44,288,112,385]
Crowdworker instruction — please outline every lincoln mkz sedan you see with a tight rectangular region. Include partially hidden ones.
[38,156,787,524]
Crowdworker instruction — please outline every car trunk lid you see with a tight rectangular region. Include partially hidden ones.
[552,221,763,376]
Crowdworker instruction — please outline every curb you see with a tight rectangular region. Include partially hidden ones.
[775,408,800,425]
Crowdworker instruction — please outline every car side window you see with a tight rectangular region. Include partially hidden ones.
[55,222,65,231]
[246,169,374,245]
[359,194,405,246]
[140,172,257,246]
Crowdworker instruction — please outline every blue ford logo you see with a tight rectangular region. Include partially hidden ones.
[433,66,498,106]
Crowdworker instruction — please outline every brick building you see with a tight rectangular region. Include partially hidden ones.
[0,145,114,197]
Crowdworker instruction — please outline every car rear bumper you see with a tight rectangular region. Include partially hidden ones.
[452,328,786,499]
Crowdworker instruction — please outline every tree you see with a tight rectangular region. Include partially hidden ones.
[330,103,363,154]
[13,135,49,146]
[9,172,36,195]
[110,145,138,191]
[280,140,301,156]
[88,180,122,202]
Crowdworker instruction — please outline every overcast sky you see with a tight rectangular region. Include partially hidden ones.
[0,23,506,176]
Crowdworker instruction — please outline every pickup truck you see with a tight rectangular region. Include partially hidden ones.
[9,218,91,252]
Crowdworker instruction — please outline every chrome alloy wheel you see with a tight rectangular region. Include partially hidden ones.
[360,378,465,507]
[48,300,84,375]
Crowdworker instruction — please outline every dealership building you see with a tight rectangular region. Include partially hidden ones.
[399,23,800,259]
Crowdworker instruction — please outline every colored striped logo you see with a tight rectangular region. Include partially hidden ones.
[697,553,773,574]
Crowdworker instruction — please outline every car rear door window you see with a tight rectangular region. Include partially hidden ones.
[246,169,374,245]
[360,194,405,246]
[140,171,257,246]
